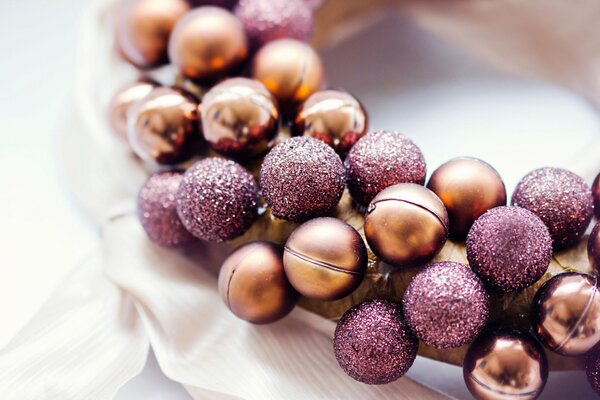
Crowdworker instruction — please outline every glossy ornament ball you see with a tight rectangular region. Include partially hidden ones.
[176,158,259,241]
[589,222,600,274]
[345,130,426,206]
[201,78,278,158]
[586,349,600,396]
[127,86,199,165]
[593,172,600,219]
[235,0,313,48]
[466,206,552,292]
[108,79,158,142]
[168,7,248,82]
[260,137,345,222]
[283,217,367,301]
[252,39,324,103]
[137,171,196,247]
[463,329,548,400]
[427,157,506,240]
[512,167,593,250]
[402,262,489,349]
[364,183,448,268]
[294,90,367,156]
[334,300,418,385]
[117,0,190,68]
[218,241,298,324]
[532,272,600,356]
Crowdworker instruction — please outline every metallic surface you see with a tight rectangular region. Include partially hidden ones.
[218,241,298,324]
[201,78,279,157]
[127,86,199,164]
[117,0,190,68]
[294,90,367,156]
[252,39,324,103]
[364,183,448,268]
[283,217,367,301]
[589,222,600,274]
[427,157,506,240]
[168,7,248,82]
[108,79,158,142]
[593,172,600,219]
[463,329,548,400]
[532,272,600,356]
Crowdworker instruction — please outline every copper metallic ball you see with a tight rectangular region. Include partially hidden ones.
[218,241,299,324]
[426,157,506,240]
[108,79,158,142]
[201,77,279,158]
[294,90,368,156]
[593,172,600,219]
[531,272,600,356]
[463,329,548,400]
[127,86,200,164]
[589,222,600,274]
[117,0,190,68]
[168,7,248,82]
[252,39,325,103]
[364,183,449,268]
[283,217,367,301]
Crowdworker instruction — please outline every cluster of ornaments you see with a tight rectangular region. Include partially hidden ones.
[110,0,600,398]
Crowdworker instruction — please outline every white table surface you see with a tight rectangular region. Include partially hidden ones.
[1,1,598,399]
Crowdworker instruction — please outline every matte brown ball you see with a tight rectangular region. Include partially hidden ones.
[218,241,299,324]
[283,217,367,301]
[364,183,448,268]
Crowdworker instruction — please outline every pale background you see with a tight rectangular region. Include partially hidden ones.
[1,0,598,398]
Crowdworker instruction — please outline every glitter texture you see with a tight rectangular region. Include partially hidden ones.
[234,0,313,48]
[260,137,345,222]
[512,167,593,250]
[402,262,489,349]
[333,299,418,385]
[466,206,552,292]
[345,130,426,206]
[137,171,196,247]
[176,157,259,242]
[586,349,600,396]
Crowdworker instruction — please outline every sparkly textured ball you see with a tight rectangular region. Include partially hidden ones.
[593,172,600,219]
[137,171,196,247]
[176,158,259,241]
[345,130,426,206]
[512,167,593,250]
[235,0,313,48]
[108,79,157,142]
[402,262,489,349]
[466,206,552,292]
[334,300,418,385]
[260,137,345,222]
[589,222,600,274]
[586,349,600,396]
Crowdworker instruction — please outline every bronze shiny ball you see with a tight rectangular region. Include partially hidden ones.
[364,183,449,268]
[218,241,299,324]
[116,0,190,68]
[427,157,506,240]
[593,172,600,219]
[252,39,324,103]
[168,7,248,82]
[294,90,367,156]
[201,77,279,158]
[108,79,158,142]
[127,86,200,164]
[532,272,600,356]
[283,217,367,301]
[589,222,600,274]
[463,329,548,400]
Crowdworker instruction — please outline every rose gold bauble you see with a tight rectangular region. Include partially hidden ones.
[108,79,158,142]
[294,90,367,156]
[117,0,190,68]
[252,39,324,103]
[127,86,200,164]
[168,7,248,82]
[427,157,506,240]
[201,77,279,158]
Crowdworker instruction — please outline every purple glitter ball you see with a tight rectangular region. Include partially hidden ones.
[586,349,600,395]
[512,167,593,250]
[345,130,426,206]
[235,0,313,48]
[466,206,552,292]
[402,262,489,349]
[137,171,197,247]
[260,137,345,222]
[333,299,418,385]
[176,157,259,242]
